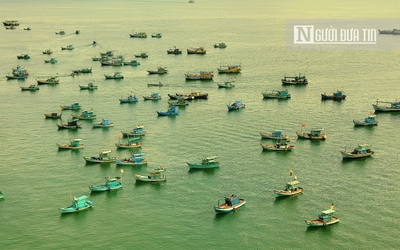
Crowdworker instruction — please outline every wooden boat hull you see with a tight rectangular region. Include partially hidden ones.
[115,142,142,149]
[227,104,245,111]
[79,86,97,90]
[59,203,92,214]
[57,143,84,149]
[92,123,114,128]
[187,162,220,169]
[20,87,39,91]
[148,83,163,87]
[44,113,62,119]
[157,111,179,116]
[84,157,115,163]
[305,217,339,227]
[274,187,303,197]
[57,124,82,129]
[260,143,293,151]
[121,131,146,137]
[217,83,235,88]
[262,93,291,99]
[37,80,59,85]
[143,96,161,100]
[353,120,378,126]
[296,132,326,140]
[340,151,374,159]
[259,132,288,140]
[71,115,96,120]
[372,104,400,112]
[214,199,246,214]
[321,94,346,100]
[6,75,26,80]
[133,174,167,182]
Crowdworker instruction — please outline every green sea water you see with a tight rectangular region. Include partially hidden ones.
[1,0,400,249]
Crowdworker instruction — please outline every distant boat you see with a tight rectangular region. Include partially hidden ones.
[143,92,161,100]
[123,60,140,66]
[167,47,182,54]
[134,52,148,58]
[17,54,30,59]
[59,195,93,214]
[60,102,81,110]
[321,90,346,100]
[185,71,213,80]
[79,82,97,90]
[92,119,115,128]
[44,112,62,119]
[168,97,189,107]
[20,84,39,91]
[61,44,74,50]
[157,105,179,116]
[71,110,97,120]
[119,93,138,103]
[0,191,4,199]
[147,67,168,74]
[217,78,236,88]
[36,77,59,85]
[227,99,245,111]
[89,175,123,192]
[56,138,84,150]
[217,64,241,74]
[372,100,400,112]
[353,114,378,126]
[260,129,288,140]
[56,119,82,129]
[214,42,227,48]
[84,150,116,163]
[214,194,246,214]
[340,144,374,159]
[262,89,291,99]
[281,73,308,85]
[6,73,26,80]
[3,20,19,26]
[147,82,163,87]
[121,125,146,137]
[115,137,142,149]
[260,139,294,152]
[151,33,162,38]
[130,32,147,38]
[296,128,326,140]
[105,72,124,79]
[187,47,206,54]
[305,204,339,228]
[187,156,219,169]
[55,30,65,35]
[44,58,57,64]
[115,152,148,166]
[42,49,53,55]
[73,68,92,74]
[133,166,167,182]
[274,170,303,197]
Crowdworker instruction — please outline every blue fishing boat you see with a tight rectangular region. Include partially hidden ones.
[227,99,245,111]
[115,137,142,149]
[6,73,27,80]
[274,170,303,197]
[187,156,219,169]
[353,115,378,126]
[79,82,97,90]
[260,129,288,140]
[115,152,148,166]
[372,100,400,112]
[89,171,123,192]
[56,138,84,150]
[44,58,57,64]
[157,105,179,116]
[121,125,146,137]
[321,90,346,100]
[262,89,291,99]
[296,128,326,140]
[20,84,39,91]
[214,194,246,214]
[59,195,93,214]
[119,93,138,103]
[133,166,167,182]
[340,144,374,159]
[305,204,339,227]
[92,119,114,128]
[61,44,74,50]
[143,92,161,100]
[83,150,116,163]
[71,110,97,120]
[60,102,81,110]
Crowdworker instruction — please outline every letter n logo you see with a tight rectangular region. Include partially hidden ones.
[294,25,314,44]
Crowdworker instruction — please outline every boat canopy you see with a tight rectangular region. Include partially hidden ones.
[74,195,88,201]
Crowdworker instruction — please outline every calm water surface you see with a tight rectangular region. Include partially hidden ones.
[1,0,400,249]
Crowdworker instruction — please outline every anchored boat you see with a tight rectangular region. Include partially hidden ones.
[305,204,339,227]
[214,194,246,214]
[59,195,93,214]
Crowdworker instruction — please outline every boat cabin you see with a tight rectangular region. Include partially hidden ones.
[272,130,283,137]
[310,128,324,136]
[333,90,344,97]
[71,139,82,147]
[224,194,240,206]
[318,209,335,221]
[353,144,371,154]
[72,195,89,208]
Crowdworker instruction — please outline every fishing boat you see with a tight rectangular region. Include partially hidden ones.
[121,125,146,137]
[79,82,97,90]
[147,67,168,74]
[262,89,291,99]
[6,73,26,80]
[353,114,378,126]
[60,102,81,110]
[12,65,29,76]
[36,77,59,85]
[89,175,123,192]
[151,33,162,38]
[59,195,93,214]
[44,112,62,119]
[44,58,57,64]
[55,30,65,35]
[340,144,374,159]
[372,100,400,112]
[217,64,241,74]
[115,152,148,166]
[281,73,308,85]
[187,47,206,54]
[148,82,163,87]
[187,156,219,169]
[129,32,147,38]
[135,52,148,58]
[227,99,245,111]
[143,92,161,100]
[274,170,303,197]
[260,139,294,151]
[214,194,246,214]
[61,44,74,50]
[321,90,346,100]
[167,47,182,54]
[185,71,214,80]
[92,119,114,128]
[3,20,19,26]
[305,204,339,227]
[168,93,194,100]
[157,105,179,116]
[296,128,326,140]
[217,78,236,88]
[260,130,288,140]
[214,42,227,48]
[100,59,124,66]
[56,119,82,129]
[73,68,92,74]
[168,97,189,107]
[119,93,138,103]
[42,49,52,55]
[115,137,142,149]
[84,150,116,163]
[105,72,124,79]
[133,166,166,182]
[123,60,140,66]
[20,84,39,91]
[56,138,84,150]
[17,54,30,59]
[71,110,97,120]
